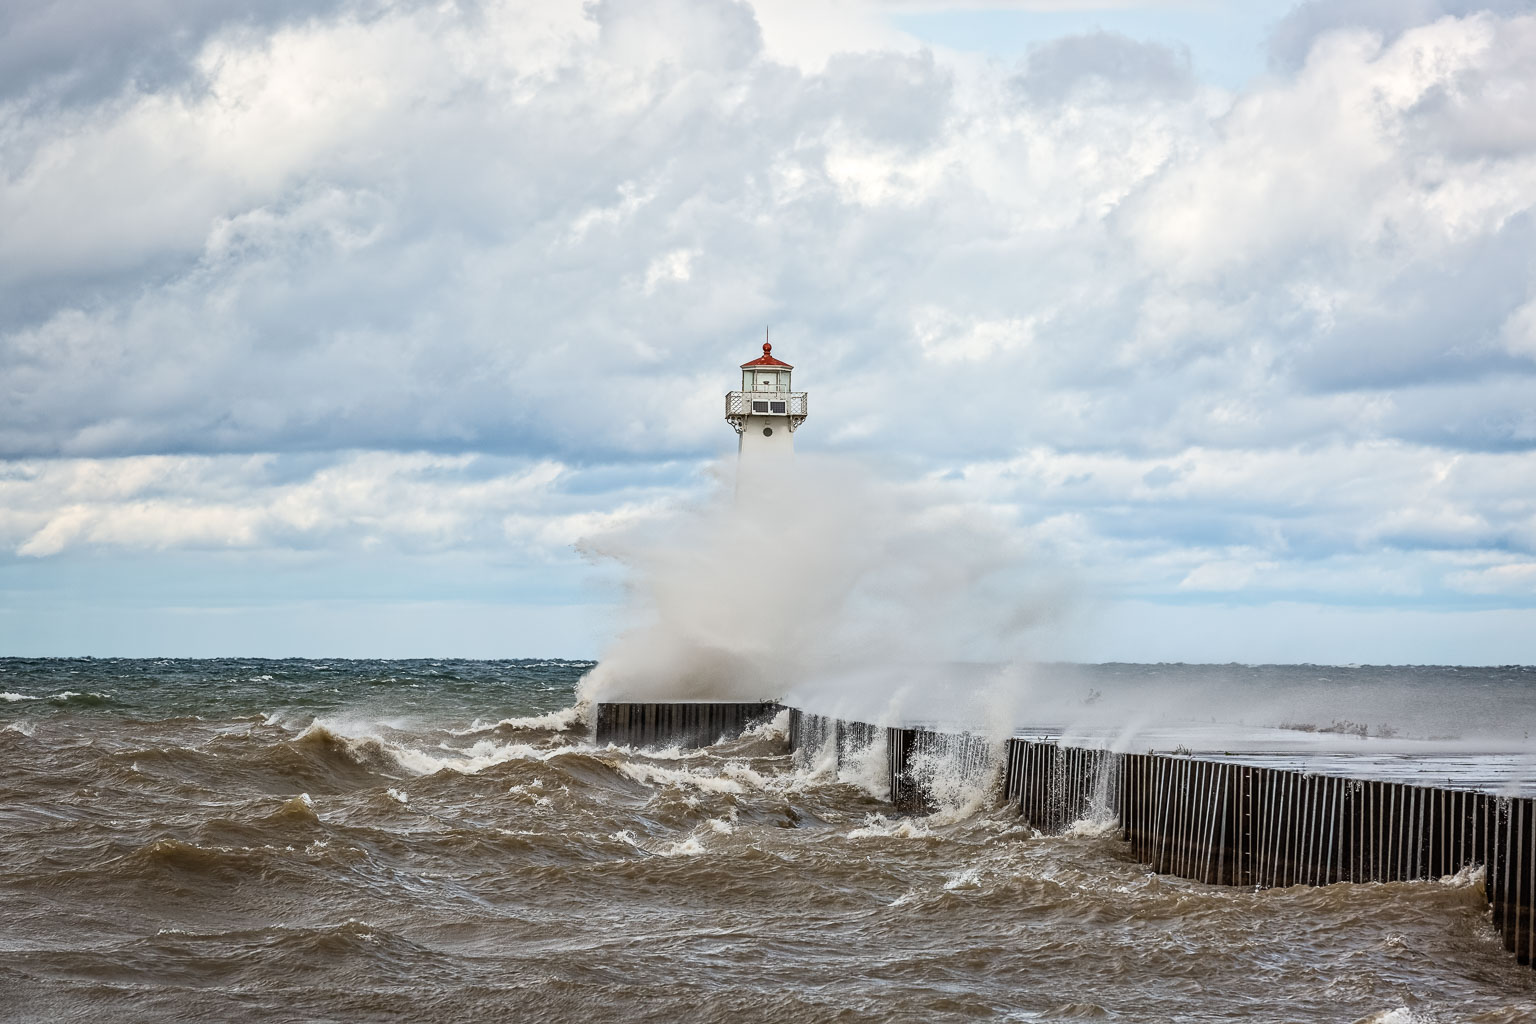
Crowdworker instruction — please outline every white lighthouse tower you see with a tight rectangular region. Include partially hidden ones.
[725,341,808,457]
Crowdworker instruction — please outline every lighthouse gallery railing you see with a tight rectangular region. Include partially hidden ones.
[725,392,807,418]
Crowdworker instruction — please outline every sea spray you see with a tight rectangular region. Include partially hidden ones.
[838,728,890,801]
[902,730,1004,823]
[576,455,1064,719]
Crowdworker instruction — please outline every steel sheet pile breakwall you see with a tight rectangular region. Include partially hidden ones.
[888,726,997,815]
[784,710,992,811]
[594,702,1536,967]
[785,709,884,766]
[593,701,781,749]
[1004,739,1118,834]
[1003,740,1536,966]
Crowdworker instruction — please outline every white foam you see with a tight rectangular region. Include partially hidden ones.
[742,708,791,741]
[298,718,578,776]
[801,729,839,781]
[837,733,890,800]
[617,761,747,795]
[448,702,588,736]
[386,787,409,805]
[848,813,936,840]
[506,784,554,807]
[600,742,690,760]
[720,762,771,789]
[1359,1010,1423,1024]
[943,867,985,890]
[398,740,544,775]
[1442,863,1485,888]
[2,692,39,702]
[658,836,707,857]
[907,744,1001,825]
[1063,815,1121,839]
[3,721,36,736]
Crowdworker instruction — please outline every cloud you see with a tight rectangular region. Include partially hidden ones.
[7,2,1533,464]
[954,441,1536,602]
[0,0,368,106]
[4,0,1536,656]
[1449,561,1536,595]
[1012,30,1194,104]
[0,451,684,559]
[1266,0,1536,72]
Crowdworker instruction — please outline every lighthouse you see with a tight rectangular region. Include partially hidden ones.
[725,341,808,457]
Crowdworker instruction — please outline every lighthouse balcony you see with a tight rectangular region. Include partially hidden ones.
[726,391,807,417]
[725,390,808,433]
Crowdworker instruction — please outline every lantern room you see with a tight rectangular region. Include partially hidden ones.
[740,343,793,392]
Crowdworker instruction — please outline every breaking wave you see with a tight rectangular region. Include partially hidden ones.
[5,658,1534,1023]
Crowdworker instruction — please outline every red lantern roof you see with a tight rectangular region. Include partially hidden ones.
[740,342,793,370]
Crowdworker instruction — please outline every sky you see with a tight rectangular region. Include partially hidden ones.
[2,0,1536,663]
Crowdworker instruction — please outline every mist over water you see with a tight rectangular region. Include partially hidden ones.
[4,659,1536,1023]
[579,455,1064,717]
[575,456,1536,764]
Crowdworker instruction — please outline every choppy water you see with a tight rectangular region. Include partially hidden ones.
[3,658,1535,1023]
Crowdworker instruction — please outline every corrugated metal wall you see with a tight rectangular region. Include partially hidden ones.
[594,701,1536,966]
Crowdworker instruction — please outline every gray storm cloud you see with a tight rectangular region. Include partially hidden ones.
[2,0,1535,657]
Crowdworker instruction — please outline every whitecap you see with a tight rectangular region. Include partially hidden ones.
[617,761,747,795]
[943,867,985,890]
[848,814,936,840]
[1063,815,1121,839]
[298,718,556,776]
[658,836,707,857]
[448,703,588,736]
[1358,1010,1423,1024]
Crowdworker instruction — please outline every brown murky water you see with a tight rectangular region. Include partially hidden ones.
[3,659,1535,1023]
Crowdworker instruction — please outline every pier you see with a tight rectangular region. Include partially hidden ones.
[595,700,1536,969]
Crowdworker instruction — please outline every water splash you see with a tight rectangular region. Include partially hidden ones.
[577,455,1064,716]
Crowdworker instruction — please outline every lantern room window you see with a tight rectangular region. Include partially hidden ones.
[743,370,790,392]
